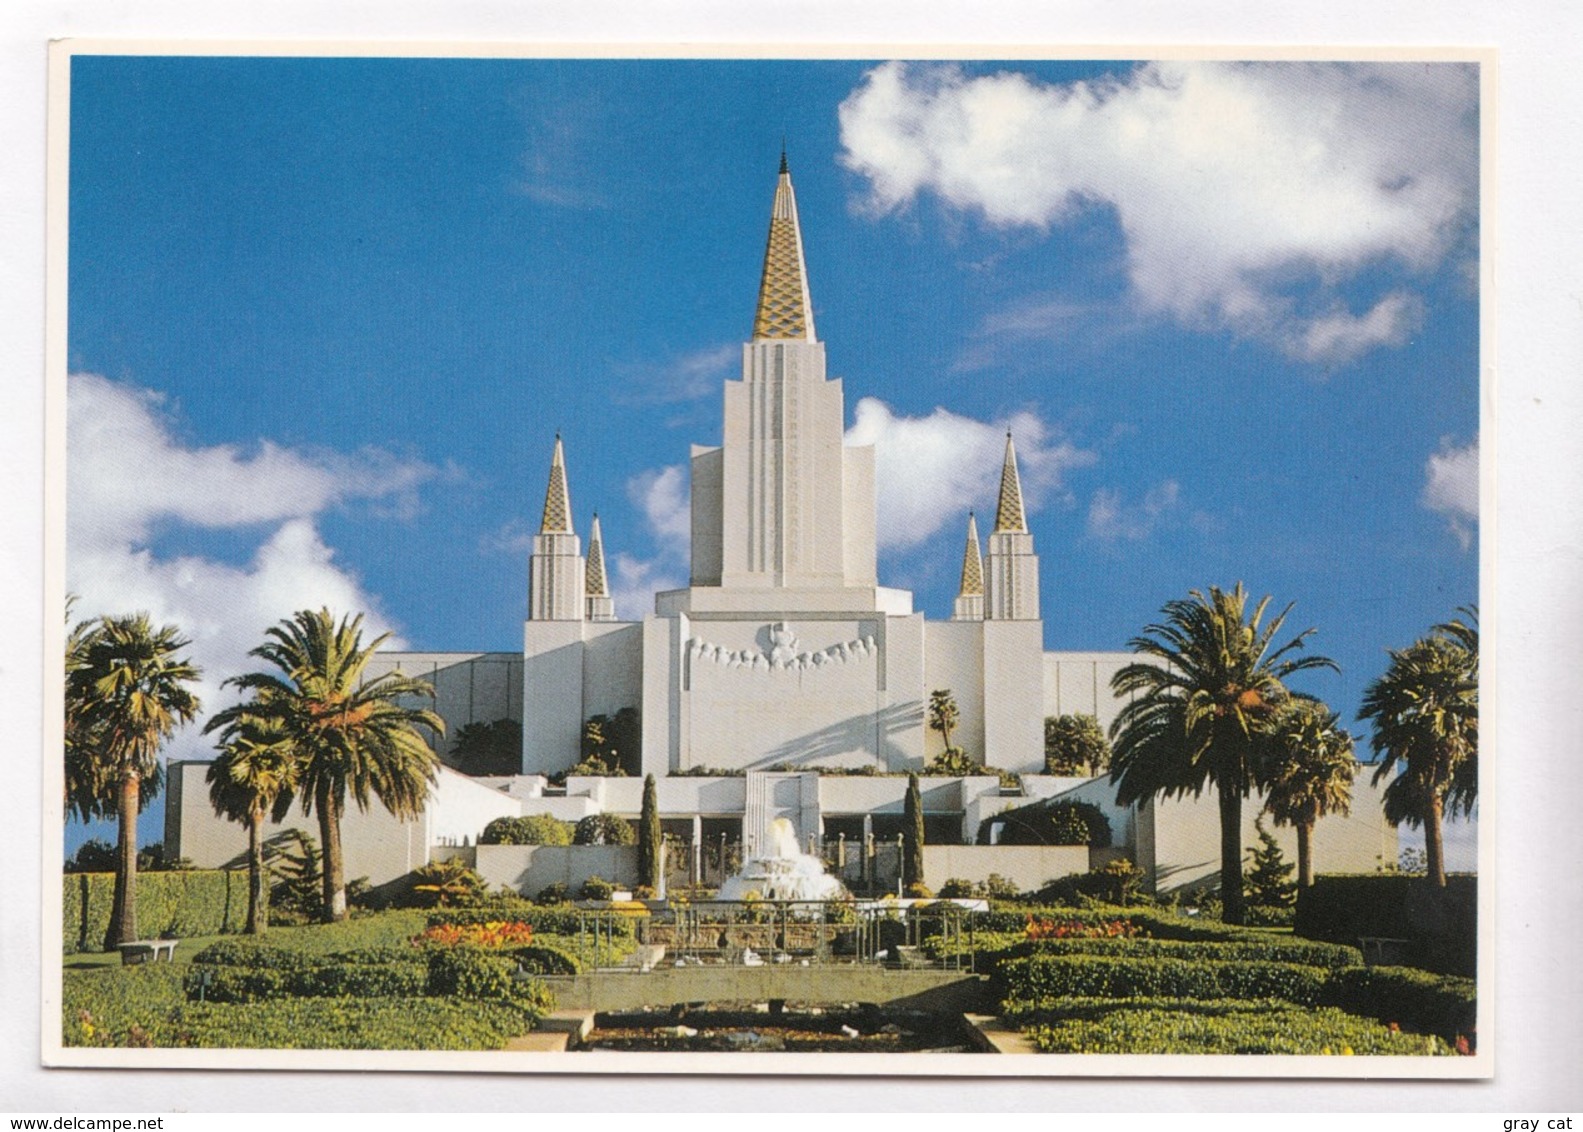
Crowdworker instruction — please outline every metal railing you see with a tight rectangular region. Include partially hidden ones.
[571,898,977,972]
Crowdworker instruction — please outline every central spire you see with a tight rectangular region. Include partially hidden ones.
[993,433,1028,534]
[540,435,573,534]
[751,155,816,341]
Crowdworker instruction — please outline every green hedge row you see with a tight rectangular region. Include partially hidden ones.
[513,942,583,975]
[190,960,428,1004]
[63,870,247,953]
[1009,997,1453,1056]
[1001,954,1330,1006]
[64,964,546,1050]
[1010,936,1362,970]
[1320,966,1477,1043]
[1001,952,1477,1043]
[1295,874,1477,977]
[188,940,552,1014]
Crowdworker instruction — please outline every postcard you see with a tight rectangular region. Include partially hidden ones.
[44,42,1490,1079]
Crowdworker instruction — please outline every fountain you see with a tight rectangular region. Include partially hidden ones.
[717,817,849,902]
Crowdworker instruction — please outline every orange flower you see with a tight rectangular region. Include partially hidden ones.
[415,920,534,949]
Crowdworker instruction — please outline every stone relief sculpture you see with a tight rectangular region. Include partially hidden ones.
[687,621,878,674]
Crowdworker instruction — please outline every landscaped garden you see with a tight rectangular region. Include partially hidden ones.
[919,903,1473,1056]
[62,900,638,1050]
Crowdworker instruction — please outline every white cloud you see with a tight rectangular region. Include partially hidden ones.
[605,464,693,619]
[609,552,684,622]
[846,397,1095,550]
[627,464,691,548]
[1087,480,1182,543]
[839,61,1476,365]
[67,373,434,761]
[1423,434,1479,548]
[613,343,740,404]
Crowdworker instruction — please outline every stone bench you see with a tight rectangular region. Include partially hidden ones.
[117,939,178,965]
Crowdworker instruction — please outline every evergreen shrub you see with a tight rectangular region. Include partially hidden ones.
[480,815,575,846]
[1319,965,1477,1043]
[63,870,245,953]
[1010,997,1452,1056]
[1295,874,1476,976]
[1001,954,1330,1006]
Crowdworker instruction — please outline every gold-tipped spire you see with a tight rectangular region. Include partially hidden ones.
[958,512,984,596]
[585,512,609,597]
[993,432,1028,533]
[539,435,573,534]
[751,155,817,341]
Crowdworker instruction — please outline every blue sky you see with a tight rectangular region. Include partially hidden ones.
[64,55,1480,860]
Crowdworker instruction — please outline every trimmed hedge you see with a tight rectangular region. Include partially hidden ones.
[510,943,583,976]
[1319,965,1477,1044]
[1009,997,1452,1056]
[63,870,246,953]
[188,940,552,1014]
[64,964,546,1050]
[1001,954,1330,1007]
[1295,874,1476,976]
[1014,936,1361,970]
[479,815,574,846]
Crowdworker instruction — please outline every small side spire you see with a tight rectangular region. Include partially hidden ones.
[959,512,984,597]
[993,432,1028,533]
[953,511,986,622]
[585,513,609,597]
[751,156,817,341]
[540,434,573,534]
[585,512,616,622]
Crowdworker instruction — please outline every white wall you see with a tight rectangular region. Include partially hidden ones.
[922,620,986,763]
[424,766,523,847]
[366,651,523,762]
[1143,772,1400,895]
[465,844,638,896]
[1042,651,1135,736]
[167,761,428,887]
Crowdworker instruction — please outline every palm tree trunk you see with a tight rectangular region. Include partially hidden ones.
[1218,785,1245,925]
[246,807,266,935]
[317,783,347,922]
[1425,793,1447,887]
[105,771,140,950]
[1297,821,1314,888]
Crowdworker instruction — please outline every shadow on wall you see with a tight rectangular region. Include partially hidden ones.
[1152,858,1220,896]
[753,701,926,773]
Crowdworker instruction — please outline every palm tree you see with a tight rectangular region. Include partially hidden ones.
[1357,608,1478,888]
[207,609,443,922]
[67,614,202,949]
[1108,584,1335,925]
[1263,699,1358,887]
[64,603,110,824]
[206,707,299,934]
[927,690,960,755]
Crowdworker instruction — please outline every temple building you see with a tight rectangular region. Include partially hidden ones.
[165,157,1396,895]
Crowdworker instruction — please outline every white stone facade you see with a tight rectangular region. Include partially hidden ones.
[518,162,1068,791]
[164,158,1396,896]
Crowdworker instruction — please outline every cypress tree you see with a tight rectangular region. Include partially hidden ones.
[638,773,662,890]
[903,773,925,890]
